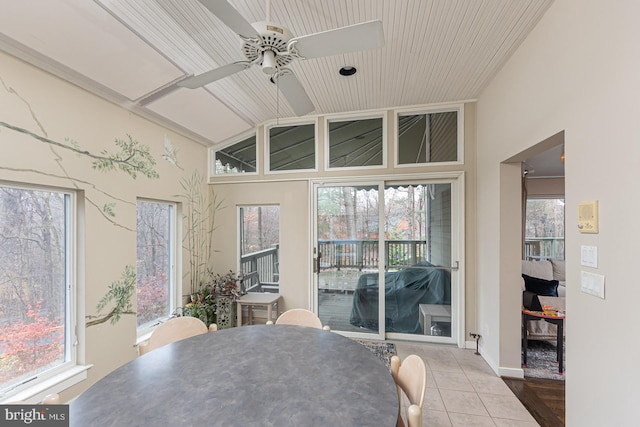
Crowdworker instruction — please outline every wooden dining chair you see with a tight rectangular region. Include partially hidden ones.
[41,393,61,404]
[390,354,426,427]
[138,317,217,355]
[267,308,331,331]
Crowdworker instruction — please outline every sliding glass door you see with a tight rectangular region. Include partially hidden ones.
[313,177,461,343]
[315,184,383,338]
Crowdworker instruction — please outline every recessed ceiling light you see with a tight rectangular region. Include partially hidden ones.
[339,66,357,76]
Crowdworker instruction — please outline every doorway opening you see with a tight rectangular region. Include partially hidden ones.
[500,130,565,384]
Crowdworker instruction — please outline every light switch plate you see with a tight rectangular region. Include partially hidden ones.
[581,271,605,299]
[581,245,598,268]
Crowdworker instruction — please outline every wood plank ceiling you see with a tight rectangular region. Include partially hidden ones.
[0,0,553,147]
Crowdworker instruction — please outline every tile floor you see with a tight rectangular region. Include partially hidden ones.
[392,340,539,426]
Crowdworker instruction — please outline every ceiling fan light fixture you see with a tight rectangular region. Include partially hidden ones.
[339,66,357,76]
[179,0,385,116]
[262,50,277,75]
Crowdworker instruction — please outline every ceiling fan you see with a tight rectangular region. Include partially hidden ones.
[178,0,385,116]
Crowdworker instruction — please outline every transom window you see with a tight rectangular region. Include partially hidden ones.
[267,123,316,172]
[208,104,465,180]
[214,133,257,175]
[397,110,459,165]
[327,116,385,169]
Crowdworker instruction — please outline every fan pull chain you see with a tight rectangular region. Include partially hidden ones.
[275,72,279,125]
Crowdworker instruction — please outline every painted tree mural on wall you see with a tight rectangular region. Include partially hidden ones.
[177,171,224,295]
[85,266,138,327]
[0,74,208,390]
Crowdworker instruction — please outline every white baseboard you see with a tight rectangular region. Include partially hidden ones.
[498,367,525,379]
[464,342,525,379]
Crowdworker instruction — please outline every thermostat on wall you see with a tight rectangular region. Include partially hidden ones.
[578,200,598,234]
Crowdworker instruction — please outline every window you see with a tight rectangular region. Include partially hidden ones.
[397,110,459,165]
[239,206,280,293]
[327,117,385,169]
[525,198,565,260]
[267,123,316,172]
[214,133,257,175]
[0,184,75,397]
[136,200,177,331]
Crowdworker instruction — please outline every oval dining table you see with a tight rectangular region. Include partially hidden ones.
[70,324,399,426]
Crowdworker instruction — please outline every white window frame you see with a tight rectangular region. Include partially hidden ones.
[524,196,565,261]
[394,103,464,169]
[324,111,387,172]
[265,118,318,174]
[237,204,281,293]
[0,182,88,404]
[136,199,180,340]
[210,130,259,176]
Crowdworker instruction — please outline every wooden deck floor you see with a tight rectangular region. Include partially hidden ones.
[318,291,367,333]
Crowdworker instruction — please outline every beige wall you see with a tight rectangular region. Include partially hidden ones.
[210,181,312,311]
[526,177,565,198]
[476,0,639,424]
[0,51,207,401]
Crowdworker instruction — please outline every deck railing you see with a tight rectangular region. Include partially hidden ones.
[524,237,565,260]
[240,245,279,293]
[317,240,428,270]
[239,240,433,292]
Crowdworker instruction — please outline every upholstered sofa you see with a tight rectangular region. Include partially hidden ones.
[521,259,566,341]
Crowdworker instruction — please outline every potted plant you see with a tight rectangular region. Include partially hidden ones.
[182,288,216,327]
[183,270,243,329]
[209,270,243,329]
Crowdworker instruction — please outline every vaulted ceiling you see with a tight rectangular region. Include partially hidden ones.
[0,0,553,147]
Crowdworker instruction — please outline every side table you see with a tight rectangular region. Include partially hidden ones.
[237,293,281,326]
[419,304,452,335]
[522,309,565,374]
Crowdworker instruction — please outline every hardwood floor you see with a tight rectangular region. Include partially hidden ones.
[503,377,565,427]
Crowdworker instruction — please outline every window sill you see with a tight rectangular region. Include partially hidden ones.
[0,364,93,404]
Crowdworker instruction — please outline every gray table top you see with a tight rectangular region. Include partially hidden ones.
[70,325,398,427]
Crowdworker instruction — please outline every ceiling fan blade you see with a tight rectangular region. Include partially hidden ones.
[178,62,251,89]
[198,0,259,38]
[276,71,315,116]
[289,20,385,59]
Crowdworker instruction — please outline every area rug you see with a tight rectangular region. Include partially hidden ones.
[355,339,396,368]
[523,340,566,381]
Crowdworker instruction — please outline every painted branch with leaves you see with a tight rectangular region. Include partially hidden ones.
[0,121,159,180]
[86,265,137,327]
